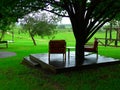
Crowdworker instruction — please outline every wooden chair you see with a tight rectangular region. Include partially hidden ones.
[48,40,66,63]
[84,39,99,59]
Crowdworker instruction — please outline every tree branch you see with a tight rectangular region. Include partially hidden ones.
[85,0,103,24]
[86,0,116,32]
[86,10,117,42]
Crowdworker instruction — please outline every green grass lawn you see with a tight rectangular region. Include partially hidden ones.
[0,31,120,90]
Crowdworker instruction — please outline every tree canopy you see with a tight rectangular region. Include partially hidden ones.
[20,11,60,45]
[1,0,120,66]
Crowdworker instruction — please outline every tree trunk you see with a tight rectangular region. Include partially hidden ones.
[28,29,37,46]
[0,31,5,41]
[31,35,37,46]
[70,16,85,67]
[75,39,85,67]
[12,31,14,42]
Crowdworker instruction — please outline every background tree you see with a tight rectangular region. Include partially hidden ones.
[107,14,120,38]
[1,0,120,66]
[0,5,14,41]
[0,23,9,41]
[0,0,20,41]
[113,14,120,27]
[20,11,61,46]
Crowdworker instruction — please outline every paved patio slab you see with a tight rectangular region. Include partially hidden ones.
[0,51,16,58]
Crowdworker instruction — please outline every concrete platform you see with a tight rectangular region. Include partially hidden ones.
[23,52,120,73]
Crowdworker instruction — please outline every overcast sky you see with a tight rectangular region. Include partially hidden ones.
[58,17,71,24]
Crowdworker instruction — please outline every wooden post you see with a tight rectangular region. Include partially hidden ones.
[116,28,119,40]
[115,28,118,47]
[115,40,118,47]
[105,29,108,46]
[110,23,112,40]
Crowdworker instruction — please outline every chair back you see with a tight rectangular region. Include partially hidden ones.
[93,39,98,50]
[49,40,66,53]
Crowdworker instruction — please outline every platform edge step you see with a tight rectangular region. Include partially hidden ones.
[23,56,39,66]
[30,54,57,73]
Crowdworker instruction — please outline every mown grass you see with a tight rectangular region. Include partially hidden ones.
[0,31,120,90]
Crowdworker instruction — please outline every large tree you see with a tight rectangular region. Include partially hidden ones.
[1,0,120,66]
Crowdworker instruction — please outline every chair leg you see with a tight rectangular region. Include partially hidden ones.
[65,53,66,62]
[48,53,50,63]
[64,53,66,62]
[63,54,64,62]
[96,52,98,61]
[63,53,66,63]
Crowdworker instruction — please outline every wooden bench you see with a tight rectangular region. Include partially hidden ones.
[48,40,66,63]
[84,39,99,59]
[0,41,8,48]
